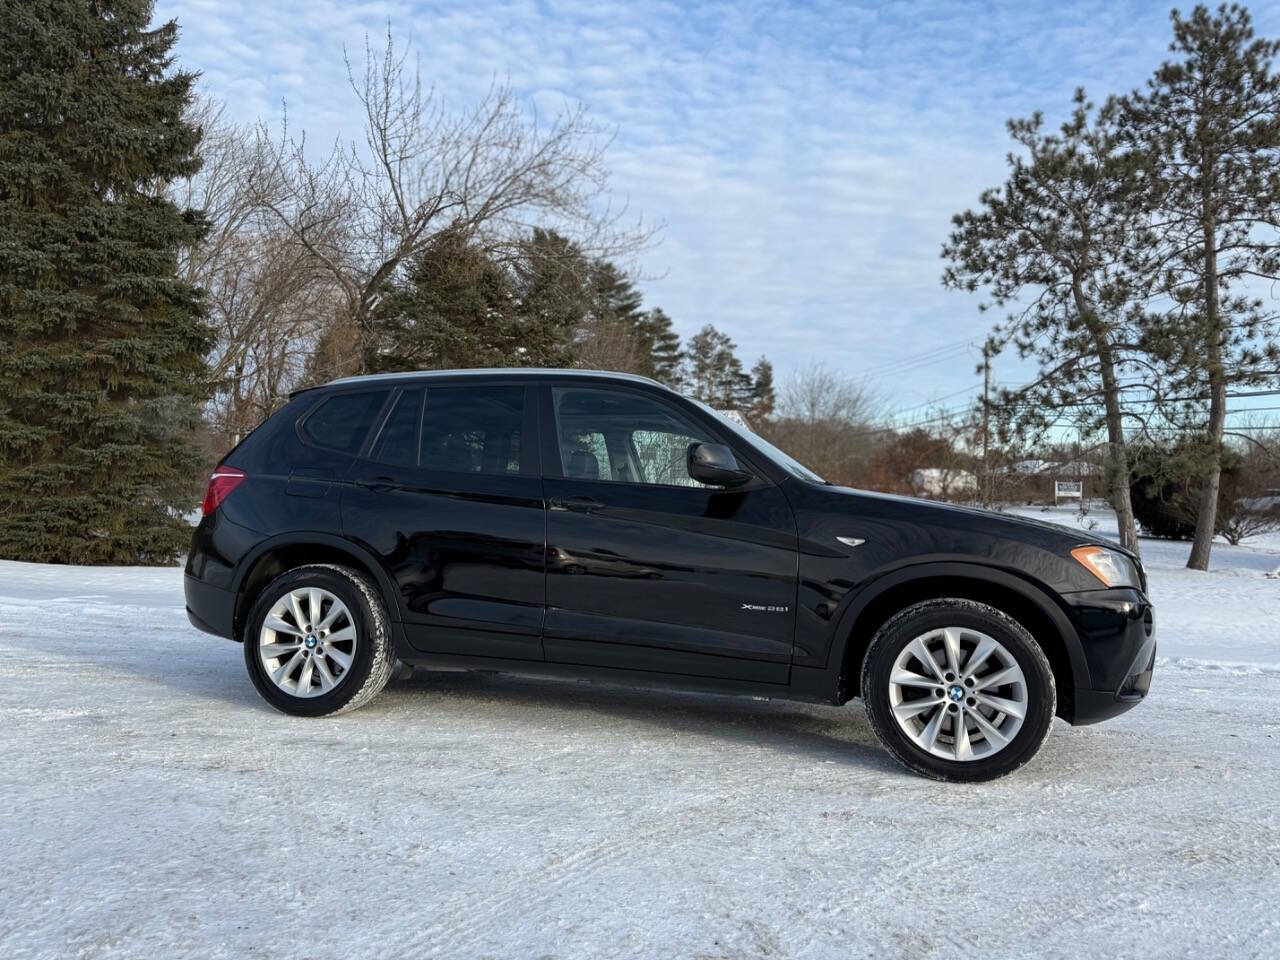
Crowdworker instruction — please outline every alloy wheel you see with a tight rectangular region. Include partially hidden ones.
[887,626,1028,761]
[258,587,358,698]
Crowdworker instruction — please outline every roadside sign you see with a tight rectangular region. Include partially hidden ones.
[1055,480,1083,503]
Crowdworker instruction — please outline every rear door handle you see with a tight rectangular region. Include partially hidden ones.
[549,495,603,511]
[355,476,397,493]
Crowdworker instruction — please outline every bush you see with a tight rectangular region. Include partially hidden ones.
[1128,441,1242,541]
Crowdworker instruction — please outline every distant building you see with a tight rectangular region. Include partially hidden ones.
[998,458,1099,478]
[1053,459,1101,478]
[1002,459,1052,476]
[910,467,977,499]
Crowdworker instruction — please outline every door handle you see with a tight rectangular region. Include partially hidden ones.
[548,495,603,511]
[355,476,397,493]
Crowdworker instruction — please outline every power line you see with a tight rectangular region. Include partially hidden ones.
[994,388,1280,410]
[860,337,981,381]
[884,385,981,419]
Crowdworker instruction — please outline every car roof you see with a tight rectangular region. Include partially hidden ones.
[292,368,665,398]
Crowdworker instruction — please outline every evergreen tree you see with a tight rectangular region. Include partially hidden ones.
[365,230,519,372]
[942,90,1151,555]
[635,308,683,385]
[573,259,646,373]
[1124,4,1280,570]
[679,325,757,408]
[0,0,212,564]
[590,261,645,330]
[511,228,589,367]
[748,357,776,418]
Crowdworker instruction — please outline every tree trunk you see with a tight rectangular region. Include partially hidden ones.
[1187,372,1225,569]
[1187,206,1222,571]
[1100,362,1140,558]
[1072,278,1140,558]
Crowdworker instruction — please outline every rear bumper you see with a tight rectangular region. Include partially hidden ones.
[1064,587,1156,725]
[184,573,236,640]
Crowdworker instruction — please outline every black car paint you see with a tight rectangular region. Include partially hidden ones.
[342,385,547,662]
[185,369,1155,723]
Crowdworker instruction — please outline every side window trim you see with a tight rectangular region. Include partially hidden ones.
[519,385,541,478]
[365,387,426,467]
[544,383,768,489]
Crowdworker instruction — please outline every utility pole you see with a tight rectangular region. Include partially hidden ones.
[981,344,992,508]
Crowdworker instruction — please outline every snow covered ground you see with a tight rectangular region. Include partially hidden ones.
[1,513,1278,959]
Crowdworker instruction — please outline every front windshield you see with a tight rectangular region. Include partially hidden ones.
[693,400,827,484]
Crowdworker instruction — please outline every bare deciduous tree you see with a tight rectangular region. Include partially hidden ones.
[777,364,879,426]
[761,365,881,485]
[174,99,339,449]
[249,30,649,378]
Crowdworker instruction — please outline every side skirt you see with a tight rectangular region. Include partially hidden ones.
[397,650,795,702]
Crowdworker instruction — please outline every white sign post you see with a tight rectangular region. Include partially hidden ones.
[1054,480,1083,505]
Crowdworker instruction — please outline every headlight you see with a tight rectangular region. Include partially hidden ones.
[1071,545,1141,588]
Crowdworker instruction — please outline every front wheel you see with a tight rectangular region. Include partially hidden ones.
[243,564,395,717]
[860,598,1056,782]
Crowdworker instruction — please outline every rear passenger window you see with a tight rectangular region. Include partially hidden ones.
[420,386,524,475]
[301,391,388,454]
[370,390,422,466]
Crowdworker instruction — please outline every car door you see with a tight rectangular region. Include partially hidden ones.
[342,382,546,661]
[538,383,798,683]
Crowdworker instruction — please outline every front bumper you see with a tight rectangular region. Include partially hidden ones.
[1063,587,1156,725]
[184,573,236,640]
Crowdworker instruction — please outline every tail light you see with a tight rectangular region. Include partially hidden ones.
[201,467,246,516]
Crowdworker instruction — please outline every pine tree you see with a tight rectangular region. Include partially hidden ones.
[1123,4,1280,570]
[512,229,589,367]
[573,260,646,373]
[634,308,683,385]
[365,230,519,372]
[942,90,1151,556]
[679,325,756,408]
[748,357,776,419]
[0,1,212,564]
[590,261,645,330]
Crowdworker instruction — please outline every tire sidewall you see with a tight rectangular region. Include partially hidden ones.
[243,566,381,717]
[861,599,1056,782]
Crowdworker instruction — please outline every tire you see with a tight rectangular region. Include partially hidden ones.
[860,598,1056,782]
[243,564,395,717]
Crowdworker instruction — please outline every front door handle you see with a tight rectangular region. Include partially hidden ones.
[355,476,397,493]
[548,495,603,511]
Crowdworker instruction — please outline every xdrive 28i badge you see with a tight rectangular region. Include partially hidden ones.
[741,603,790,613]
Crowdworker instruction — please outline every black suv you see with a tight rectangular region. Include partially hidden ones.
[185,369,1155,781]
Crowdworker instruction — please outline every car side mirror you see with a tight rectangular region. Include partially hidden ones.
[687,442,752,488]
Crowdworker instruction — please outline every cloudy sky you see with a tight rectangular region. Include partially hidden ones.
[156,0,1280,420]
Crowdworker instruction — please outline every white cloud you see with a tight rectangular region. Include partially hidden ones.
[156,0,1280,412]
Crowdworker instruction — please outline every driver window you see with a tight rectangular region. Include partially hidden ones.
[553,387,721,488]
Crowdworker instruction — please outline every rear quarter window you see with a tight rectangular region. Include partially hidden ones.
[300,390,389,454]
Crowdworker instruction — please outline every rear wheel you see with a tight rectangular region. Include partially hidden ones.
[243,564,394,716]
[860,598,1055,782]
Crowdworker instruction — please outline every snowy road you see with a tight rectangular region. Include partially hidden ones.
[1,513,1278,959]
